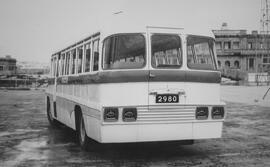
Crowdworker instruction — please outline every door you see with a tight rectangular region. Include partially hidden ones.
[147,27,187,107]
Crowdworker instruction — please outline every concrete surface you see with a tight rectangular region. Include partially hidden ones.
[0,88,270,167]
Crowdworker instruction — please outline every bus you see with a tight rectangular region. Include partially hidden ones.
[46,26,226,149]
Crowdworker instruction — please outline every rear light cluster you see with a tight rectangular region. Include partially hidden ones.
[196,107,209,120]
[103,107,137,122]
[212,107,225,119]
[195,106,225,120]
[103,107,118,122]
[123,108,137,122]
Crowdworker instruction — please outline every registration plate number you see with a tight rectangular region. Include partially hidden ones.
[156,94,179,103]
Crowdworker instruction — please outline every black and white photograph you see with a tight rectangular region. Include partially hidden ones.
[0,0,270,166]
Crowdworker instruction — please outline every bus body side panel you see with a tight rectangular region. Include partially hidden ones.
[45,85,54,102]
[185,82,222,105]
[45,86,54,119]
[100,122,223,143]
[97,82,149,143]
[84,114,102,142]
[193,121,223,139]
[53,84,72,128]
[98,82,149,107]
[45,84,55,118]
[54,84,102,131]
[64,82,149,143]
[55,93,75,129]
[100,123,193,143]
[185,82,224,139]
[96,72,224,143]
[98,83,224,143]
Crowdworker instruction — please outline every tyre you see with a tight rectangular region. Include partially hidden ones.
[78,112,92,150]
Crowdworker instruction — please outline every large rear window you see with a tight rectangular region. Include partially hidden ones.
[102,34,146,70]
[187,35,216,70]
[151,34,182,68]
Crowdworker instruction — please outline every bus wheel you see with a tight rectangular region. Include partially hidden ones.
[78,113,91,150]
[47,99,57,127]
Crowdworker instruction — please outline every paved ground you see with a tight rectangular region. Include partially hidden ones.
[0,88,270,167]
[221,85,270,107]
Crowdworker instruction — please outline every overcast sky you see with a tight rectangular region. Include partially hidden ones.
[0,0,260,63]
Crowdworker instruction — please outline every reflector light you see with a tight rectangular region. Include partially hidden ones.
[196,107,209,120]
[103,107,118,122]
[212,107,225,119]
[122,108,137,122]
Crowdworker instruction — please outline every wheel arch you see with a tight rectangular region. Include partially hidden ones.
[46,96,51,112]
[74,105,82,131]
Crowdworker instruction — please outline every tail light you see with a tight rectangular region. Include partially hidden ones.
[122,108,137,122]
[196,107,209,120]
[212,107,225,119]
[103,107,118,122]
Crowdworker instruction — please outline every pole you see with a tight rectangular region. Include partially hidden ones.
[262,87,270,99]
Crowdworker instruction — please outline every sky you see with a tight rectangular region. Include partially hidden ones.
[0,0,261,63]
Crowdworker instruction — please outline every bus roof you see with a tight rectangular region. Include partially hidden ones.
[99,22,214,39]
[52,23,214,57]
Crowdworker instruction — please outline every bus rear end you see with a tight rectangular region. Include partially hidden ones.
[95,28,225,143]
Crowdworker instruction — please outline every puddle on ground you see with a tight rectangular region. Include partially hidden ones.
[1,127,79,167]
[22,102,33,105]
[0,129,42,137]
[18,108,24,111]
[2,137,49,167]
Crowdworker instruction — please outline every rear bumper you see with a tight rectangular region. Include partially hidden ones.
[100,121,223,143]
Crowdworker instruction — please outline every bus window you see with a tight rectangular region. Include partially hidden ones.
[65,52,70,75]
[61,54,65,75]
[55,55,60,77]
[71,49,76,74]
[187,36,216,70]
[77,47,83,73]
[84,43,91,72]
[151,34,182,68]
[51,58,54,77]
[103,34,146,70]
[93,40,99,71]
[53,57,57,77]
[58,54,61,76]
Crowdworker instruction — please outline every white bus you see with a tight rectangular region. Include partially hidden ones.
[46,26,225,149]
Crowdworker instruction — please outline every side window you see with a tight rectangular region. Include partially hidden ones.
[57,54,61,77]
[65,52,70,75]
[53,57,57,77]
[103,34,146,69]
[54,55,60,77]
[77,47,83,73]
[71,49,76,74]
[51,58,54,77]
[84,43,91,72]
[55,56,57,76]
[61,54,65,76]
[151,34,182,68]
[93,40,99,71]
[187,36,216,70]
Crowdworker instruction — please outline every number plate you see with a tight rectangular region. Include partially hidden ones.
[156,94,179,103]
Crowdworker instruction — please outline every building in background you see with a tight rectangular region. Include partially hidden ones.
[16,61,50,76]
[213,28,270,83]
[213,29,270,73]
[0,57,49,88]
[0,55,17,75]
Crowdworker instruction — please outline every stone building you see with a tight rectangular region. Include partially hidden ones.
[0,55,17,75]
[213,29,270,76]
